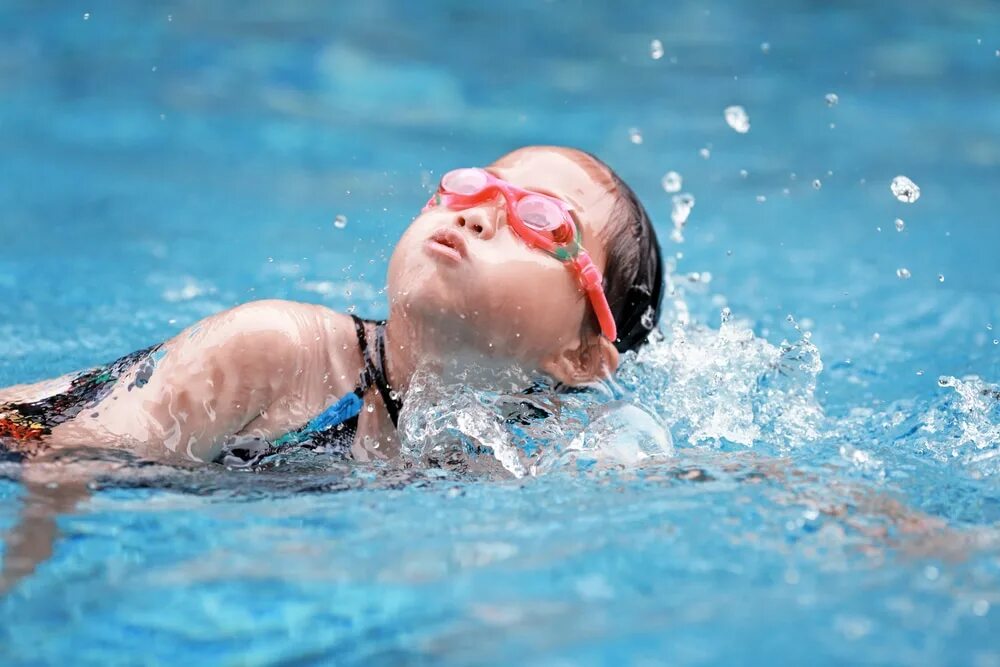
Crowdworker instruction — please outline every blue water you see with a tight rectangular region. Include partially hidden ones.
[1,1,999,664]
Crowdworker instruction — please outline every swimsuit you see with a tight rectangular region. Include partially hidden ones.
[0,345,162,459]
[0,315,403,464]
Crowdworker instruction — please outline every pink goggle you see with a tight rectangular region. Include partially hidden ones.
[423,168,617,342]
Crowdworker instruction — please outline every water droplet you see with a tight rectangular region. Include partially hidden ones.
[670,193,695,225]
[896,267,911,279]
[739,169,749,179]
[755,195,767,203]
[661,170,682,193]
[890,175,921,203]
[670,193,696,243]
[151,65,158,72]
[334,214,348,229]
[724,105,750,133]
[640,306,656,330]
[628,127,643,144]
[938,274,945,283]
[812,179,822,190]
[872,332,880,343]
[825,93,839,107]
[699,147,711,159]
[650,39,664,60]
[894,218,905,232]
[760,41,771,54]
[83,12,90,20]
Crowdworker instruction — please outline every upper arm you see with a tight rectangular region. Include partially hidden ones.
[90,300,311,461]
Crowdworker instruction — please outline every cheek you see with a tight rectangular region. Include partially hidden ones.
[476,252,587,354]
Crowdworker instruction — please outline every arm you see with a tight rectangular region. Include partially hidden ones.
[74,300,315,462]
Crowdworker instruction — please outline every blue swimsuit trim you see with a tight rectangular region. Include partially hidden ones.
[306,391,364,433]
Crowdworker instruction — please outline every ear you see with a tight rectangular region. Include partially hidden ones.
[540,335,620,386]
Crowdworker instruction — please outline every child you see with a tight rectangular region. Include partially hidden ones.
[0,145,664,466]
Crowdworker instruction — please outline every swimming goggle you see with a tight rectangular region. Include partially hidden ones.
[423,168,617,342]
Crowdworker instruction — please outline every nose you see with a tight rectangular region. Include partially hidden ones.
[452,205,497,240]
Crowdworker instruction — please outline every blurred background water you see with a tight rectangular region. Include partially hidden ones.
[0,0,998,664]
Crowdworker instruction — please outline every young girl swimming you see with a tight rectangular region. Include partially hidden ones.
[0,145,663,466]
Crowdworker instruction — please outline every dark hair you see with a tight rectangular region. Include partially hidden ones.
[585,152,664,354]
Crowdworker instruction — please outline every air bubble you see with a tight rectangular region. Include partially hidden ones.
[890,175,921,203]
[628,127,643,144]
[739,169,749,178]
[724,105,750,133]
[661,170,682,193]
[895,218,905,232]
[650,39,664,60]
[896,267,911,279]
[366,404,375,413]
[938,274,945,283]
[83,12,90,20]
[334,214,348,229]
[812,179,822,190]
[825,93,839,107]
[699,147,711,159]
[756,195,767,203]
[760,42,771,53]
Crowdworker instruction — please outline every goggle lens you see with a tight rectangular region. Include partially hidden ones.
[515,195,566,232]
[441,168,488,196]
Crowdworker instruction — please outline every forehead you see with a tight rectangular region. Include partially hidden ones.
[488,147,619,239]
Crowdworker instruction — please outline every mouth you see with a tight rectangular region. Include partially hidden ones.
[425,229,468,264]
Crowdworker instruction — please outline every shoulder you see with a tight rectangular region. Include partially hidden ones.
[194,300,363,366]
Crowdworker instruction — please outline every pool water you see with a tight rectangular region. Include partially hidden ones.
[1,1,999,664]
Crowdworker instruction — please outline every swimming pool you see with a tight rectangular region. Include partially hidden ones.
[1,0,999,664]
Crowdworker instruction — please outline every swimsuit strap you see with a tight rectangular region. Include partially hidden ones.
[350,315,403,427]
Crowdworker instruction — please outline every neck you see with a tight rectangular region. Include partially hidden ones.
[383,311,539,400]
[383,314,423,397]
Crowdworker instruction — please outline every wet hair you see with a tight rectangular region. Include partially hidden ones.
[585,152,664,354]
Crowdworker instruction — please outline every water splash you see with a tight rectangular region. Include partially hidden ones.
[618,311,824,449]
[922,376,1000,471]
[398,368,529,478]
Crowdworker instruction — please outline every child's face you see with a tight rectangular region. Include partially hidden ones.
[387,146,618,376]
